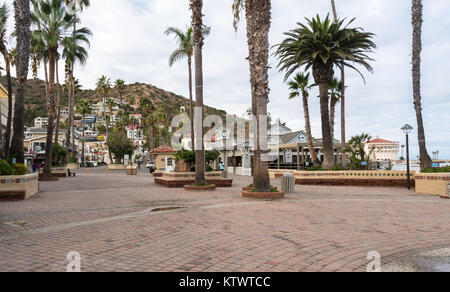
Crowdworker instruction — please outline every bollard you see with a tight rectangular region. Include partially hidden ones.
[106,167,108,176]
[281,172,295,193]
[87,167,89,176]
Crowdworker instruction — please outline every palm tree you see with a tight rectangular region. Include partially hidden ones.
[128,96,135,108]
[412,0,432,170]
[345,133,372,162]
[329,78,343,141]
[233,0,272,192]
[0,4,13,155]
[275,15,376,169]
[62,26,91,151]
[331,0,347,167]
[76,99,91,166]
[114,79,126,105]
[145,113,157,151]
[165,25,210,151]
[10,0,31,164]
[288,72,321,166]
[31,0,78,177]
[96,75,112,162]
[190,0,206,185]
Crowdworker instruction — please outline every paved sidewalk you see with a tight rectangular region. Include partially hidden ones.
[0,171,449,272]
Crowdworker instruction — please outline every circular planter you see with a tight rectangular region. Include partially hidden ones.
[184,184,217,191]
[242,186,278,192]
[242,190,285,199]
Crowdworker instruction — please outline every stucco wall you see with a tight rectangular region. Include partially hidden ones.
[0,173,39,199]
[415,173,450,196]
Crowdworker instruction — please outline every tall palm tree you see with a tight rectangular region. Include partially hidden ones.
[165,25,210,151]
[145,113,157,151]
[233,0,272,192]
[75,99,91,166]
[190,0,206,185]
[331,0,347,167]
[114,78,126,106]
[288,72,321,166]
[64,0,90,151]
[62,26,91,151]
[10,0,31,164]
[0,4,13,155]
[275,15,376,169]
[328,78,343,141]
[96,76,112,162]
[31,0,78,177]
[412,0,432,170]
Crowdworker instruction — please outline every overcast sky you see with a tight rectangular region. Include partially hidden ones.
[8,0,450,159]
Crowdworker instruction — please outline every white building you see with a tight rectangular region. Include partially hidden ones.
[34,117,49,129]
[365,138,400,162]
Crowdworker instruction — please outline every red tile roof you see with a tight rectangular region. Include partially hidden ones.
[368,138,396,144]
[149,145,177,154]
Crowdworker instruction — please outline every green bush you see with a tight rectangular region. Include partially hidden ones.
[423,166,450,173]
[206,165,213,172]
[0,160,13,176]
[306,166,325,171]
[14,164,29,175]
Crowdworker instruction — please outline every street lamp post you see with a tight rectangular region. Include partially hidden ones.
[222,130,228,179]
[401,124,414,190]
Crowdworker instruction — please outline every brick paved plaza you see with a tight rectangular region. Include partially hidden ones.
[1,169,449,272]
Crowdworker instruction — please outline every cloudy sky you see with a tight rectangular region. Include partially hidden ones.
[10,0,450,159]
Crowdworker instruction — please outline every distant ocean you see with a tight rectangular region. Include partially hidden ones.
[392,161,450,171]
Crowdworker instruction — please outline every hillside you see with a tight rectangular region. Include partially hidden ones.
[0,76,227,127]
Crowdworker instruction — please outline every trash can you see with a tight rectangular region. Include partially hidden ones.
[281,172,295,193]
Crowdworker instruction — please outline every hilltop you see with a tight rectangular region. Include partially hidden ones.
[0,76,227,127]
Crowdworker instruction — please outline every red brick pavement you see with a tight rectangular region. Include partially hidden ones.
[0,171,449,272]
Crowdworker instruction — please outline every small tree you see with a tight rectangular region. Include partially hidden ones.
[108,129,135,164]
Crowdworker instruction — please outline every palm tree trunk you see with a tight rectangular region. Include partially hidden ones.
[42,49,57,177]
[10,0,31,164]
[188,57,195,150]
[54,60,61,144]
[330,96,336,141]
[1,49,13,156]
[81,113,85,166]
[319,83,335,169]
[331,0,347,167]
[245,0,272,192]
[412,0,432,170]
[302,92,320,166]
[71,75,75,153]
[44,60,49,98]
[331,0,337,18]
[66,73,73,150]
[191,0,206,185]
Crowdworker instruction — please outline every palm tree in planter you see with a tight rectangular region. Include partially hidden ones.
[105,98,117,163]
[62,27,91,151]
[288,72,321,167]
[10,0,31,164]
[275,15,376,169]
[232,0,273,192]
[114,79,126,106]
[189,0,207,185]
[165,25,210,151]
[76,99,91,166]
[30,0,78,177]
[0,4,13,155]
[411,0,432,170]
